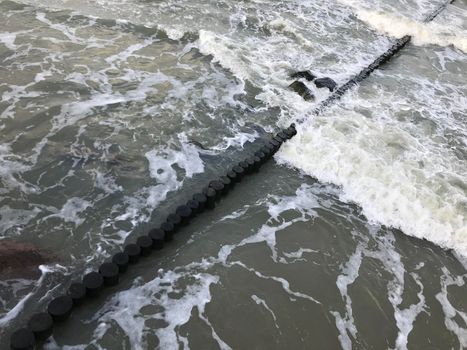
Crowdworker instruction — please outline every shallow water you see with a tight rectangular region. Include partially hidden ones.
[0,0,466,349]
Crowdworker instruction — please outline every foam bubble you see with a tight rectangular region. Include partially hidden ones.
[42,197,91,226]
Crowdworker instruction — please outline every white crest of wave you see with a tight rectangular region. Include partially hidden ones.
[356,9,467,53]
[161,25,186,40]
[198,30,249,81]
[277,114,467,257]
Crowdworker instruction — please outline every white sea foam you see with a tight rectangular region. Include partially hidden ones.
[336,0,442,20]
[336,0,467,53]
[88,270,220,350]
[392,272,426,350]
[195,6,394,122]
[268,18,313,47]
[436,268,467,348]
[146,133,203,183]
[236,261,321,304]
[0,265,59,327]
[211,131,259,151]
[93,170,122,194]
[36,12,83,44]
[0,206,40,235]
[1,82,45,120]
[219,207,249,222]
[356,9,467,53]
[2,0,467,346]
[42,197,91,226]
[280,248,317,264]
[114,133,205,225]
[251,294,280,328]
[0,32,17,50]
[330,227,429,350]
[86,184,323,347]
[105,38,154,65]
[277,109,467,257]
[368,231,426,350]
[217,184,319,264]
[198,30,249,81]
[332,240,366,350]
[162,25,186,41]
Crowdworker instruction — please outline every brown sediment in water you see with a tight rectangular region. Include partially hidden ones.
[0,241,56,279]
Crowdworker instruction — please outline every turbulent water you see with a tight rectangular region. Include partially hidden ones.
[0,0,466,349]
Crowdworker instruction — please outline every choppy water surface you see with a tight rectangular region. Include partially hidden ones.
[0,0,466,348]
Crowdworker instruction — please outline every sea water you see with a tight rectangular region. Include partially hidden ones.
[0,0,466,348]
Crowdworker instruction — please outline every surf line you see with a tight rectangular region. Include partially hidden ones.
[8,1,456,348]
[304,0,456,120]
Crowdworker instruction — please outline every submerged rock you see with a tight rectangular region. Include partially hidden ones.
[245,123,266,134]
[0,241,56,278]
[314,77,337,91]
[289,81,315,101]
[290,70,316,81]
[188,140,208,150]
